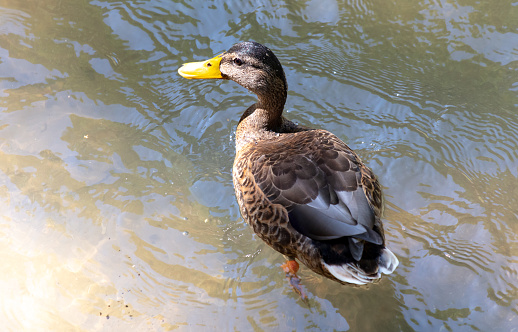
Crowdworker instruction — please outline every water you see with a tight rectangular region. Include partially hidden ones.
[0,0,517,330]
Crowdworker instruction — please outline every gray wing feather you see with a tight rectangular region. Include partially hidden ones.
[289,187,382,245]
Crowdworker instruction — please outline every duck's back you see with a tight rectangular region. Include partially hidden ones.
[232,128,396,283]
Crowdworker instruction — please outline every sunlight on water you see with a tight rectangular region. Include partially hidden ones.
[0,0,517,330]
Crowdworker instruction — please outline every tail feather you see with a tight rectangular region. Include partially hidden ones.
[378,248,399,274]
[323,248,399,285]
[323,262,378,285]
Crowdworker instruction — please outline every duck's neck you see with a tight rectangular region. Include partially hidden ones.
[255,91,286,126]
[235,88,287,152]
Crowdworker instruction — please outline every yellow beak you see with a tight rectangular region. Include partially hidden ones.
[177,54,224,79]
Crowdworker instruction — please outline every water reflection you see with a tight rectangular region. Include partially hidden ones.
[0,0,517,330]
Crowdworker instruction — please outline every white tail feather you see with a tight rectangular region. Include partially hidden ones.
[378,248,399,274]
[324,248,399,285]
[324,263,379,285]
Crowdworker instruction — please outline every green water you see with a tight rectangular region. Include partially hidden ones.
[0,0,516,330]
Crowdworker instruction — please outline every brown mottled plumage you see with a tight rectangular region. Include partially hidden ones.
[178,41,398,287]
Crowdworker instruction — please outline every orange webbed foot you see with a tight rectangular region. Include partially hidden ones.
[281,260,308,301]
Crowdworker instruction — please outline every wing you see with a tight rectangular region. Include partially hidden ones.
[249,130,383,260]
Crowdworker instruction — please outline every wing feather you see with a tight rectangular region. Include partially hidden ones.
[247,130,383,255]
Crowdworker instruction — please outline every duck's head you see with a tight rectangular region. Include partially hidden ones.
[178,41,287,100]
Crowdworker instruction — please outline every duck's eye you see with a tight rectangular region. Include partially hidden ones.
[233,58,243,66]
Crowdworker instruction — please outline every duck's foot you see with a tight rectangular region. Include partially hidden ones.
[281,260,308,301]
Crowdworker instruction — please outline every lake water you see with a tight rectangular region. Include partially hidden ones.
[0,0,516,330]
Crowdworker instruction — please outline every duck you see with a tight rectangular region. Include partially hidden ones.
[178,41,398,296]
